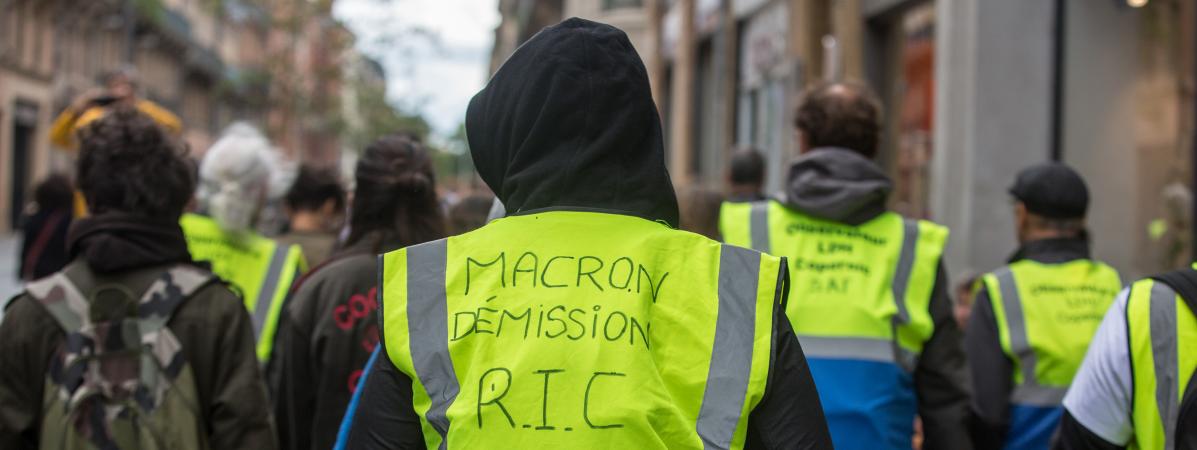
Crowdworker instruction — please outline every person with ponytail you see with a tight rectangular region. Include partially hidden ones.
[180,123,308,364]
[270,133,445,450]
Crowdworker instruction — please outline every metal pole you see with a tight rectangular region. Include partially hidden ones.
[123,0,136,64]
[1050,0,1066,161]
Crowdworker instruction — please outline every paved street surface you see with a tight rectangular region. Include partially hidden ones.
[0,232,23,321]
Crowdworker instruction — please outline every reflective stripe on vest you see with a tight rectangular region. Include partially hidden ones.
[699,244,760,449]
[252,244,292,337]
[385,211,778,450]
[749,202,769,253]
[992,268,1067,406]
[1129,278,1197,450]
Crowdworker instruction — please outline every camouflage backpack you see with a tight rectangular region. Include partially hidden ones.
[24,264,216,450]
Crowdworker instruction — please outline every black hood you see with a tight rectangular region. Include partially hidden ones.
[465,17,679,227]
[782,147,893,225]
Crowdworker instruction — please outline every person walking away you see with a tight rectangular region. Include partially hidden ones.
[967,163,1122,450]
[680,186,726,241]
[18,174,74,280]
[338,18,833,449]
[0,107,275,449]
[278,166,346,266]
[1054,265,1197,449]
[182,123,307,364]
[721,82,971,450]
[272,134,447,450]
[719,147,767,240]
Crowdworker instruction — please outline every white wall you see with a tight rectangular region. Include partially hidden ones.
[933,0,1056,278]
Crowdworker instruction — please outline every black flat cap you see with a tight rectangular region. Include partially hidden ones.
[1009,163,1089,219]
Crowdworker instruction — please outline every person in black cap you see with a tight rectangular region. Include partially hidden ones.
[966,163,1123,450]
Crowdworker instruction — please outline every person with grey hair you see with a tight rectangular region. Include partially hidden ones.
[181,123,308,364]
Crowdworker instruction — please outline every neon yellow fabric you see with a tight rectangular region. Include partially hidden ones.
[983,259,1121,387]
[382,211,780,449]
[50,99,182,150]
[725,200,945,353]
[180,213,306,361]
[718,201,753,245]
[1128,278,1197,450]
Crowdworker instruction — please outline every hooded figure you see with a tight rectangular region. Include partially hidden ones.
[719,82,971,450]
[337,18,832,450]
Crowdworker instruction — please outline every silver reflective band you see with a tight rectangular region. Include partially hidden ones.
[798,335,918,368]
[890,219,919,325]
[252,244,291,339]
[1148,282,1179,450]
[749,202,770,253]
[697,245,761,450]
[405,239,458,450]
[995,268,1067,407]
[1010,384,1068,406]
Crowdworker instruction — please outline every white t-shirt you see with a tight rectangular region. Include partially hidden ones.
[1062,289,1133,445]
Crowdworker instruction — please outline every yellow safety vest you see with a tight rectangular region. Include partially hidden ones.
[721,199,946,449]
[380,210,782,449]
[180,213,306,362]
[981,258,1121,449]
[1127,275,1197,450]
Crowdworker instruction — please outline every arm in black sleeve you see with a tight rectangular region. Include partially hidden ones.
[1052,411,1123,450]
[745,258,834,450]
[342,338,425,449]
[916,261,974,450]
[965,284,1014,450]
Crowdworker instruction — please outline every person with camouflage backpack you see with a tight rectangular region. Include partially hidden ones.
[0,107,276,450]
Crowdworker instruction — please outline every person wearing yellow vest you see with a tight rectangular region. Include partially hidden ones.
[1054,265,1197,450]
[967,163,1122,450]
[181,124,306,363]
[721,82,971,450]
[718,148,767,241]
[338,18,833,450]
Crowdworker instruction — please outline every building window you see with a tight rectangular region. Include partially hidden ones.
[602,0,642,11]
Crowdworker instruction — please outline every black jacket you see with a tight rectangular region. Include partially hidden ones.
[967,237,1092,449]
[780,147,973,450]
[0,214,276,450]
[342,17,832,450]
[271,241,381,450]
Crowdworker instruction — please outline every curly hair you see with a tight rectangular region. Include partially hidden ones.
[344,133,446,253]
[75,106,195,219]
[794,82,882,158]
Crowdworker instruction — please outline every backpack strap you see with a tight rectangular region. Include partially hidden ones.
[137,265,216,333]
[24,272,91,334]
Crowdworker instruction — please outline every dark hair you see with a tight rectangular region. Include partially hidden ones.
[729,147,765,185]
[345,134,446,253]
[794,82,882,158]
[76,107,194,218]
[449,194,495,235]
[285,166,346,212]
[33,173,74,211]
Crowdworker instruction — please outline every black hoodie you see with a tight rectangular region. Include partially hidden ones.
[465,17,678,227]
[341,18,832,450]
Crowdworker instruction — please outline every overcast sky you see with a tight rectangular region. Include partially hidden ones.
[334,0,500,138]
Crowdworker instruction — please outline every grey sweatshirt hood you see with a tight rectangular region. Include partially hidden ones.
[782,147,893,225]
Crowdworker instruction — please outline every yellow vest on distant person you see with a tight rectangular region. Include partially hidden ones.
[381,210,781,449]
[180,213,306,362]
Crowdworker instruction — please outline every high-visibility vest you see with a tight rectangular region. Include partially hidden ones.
[380,210,782,449]
[980,258,1122,449]
[721,200,946,449]
[1126,274,1197,450]
[180,213,306,362]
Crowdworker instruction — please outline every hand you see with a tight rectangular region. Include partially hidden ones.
[69,88,108,112]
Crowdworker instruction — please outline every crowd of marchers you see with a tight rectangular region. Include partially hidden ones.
[1,17,1193,450]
